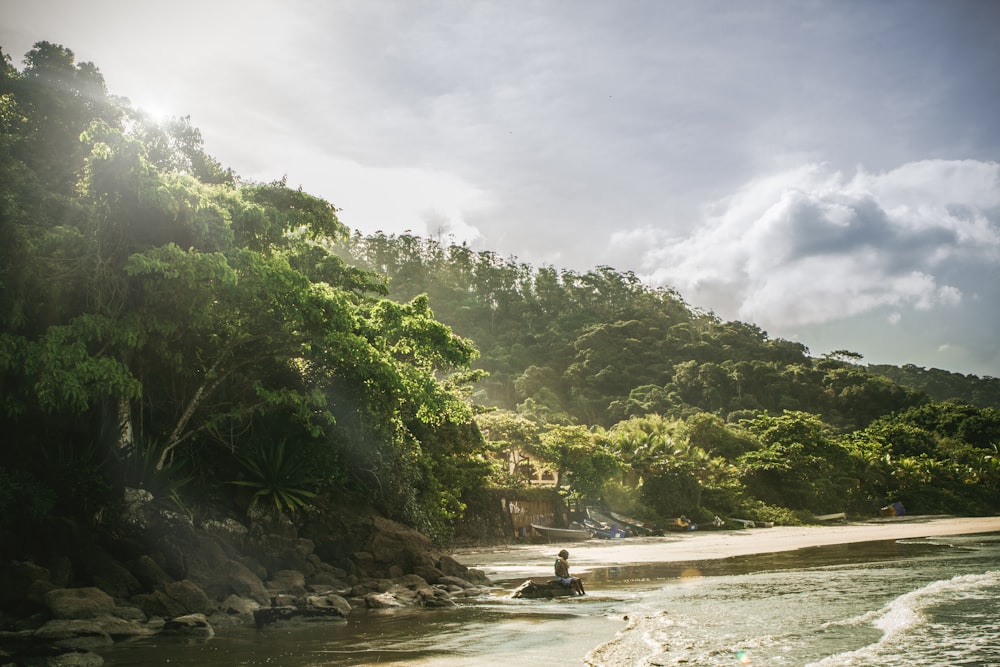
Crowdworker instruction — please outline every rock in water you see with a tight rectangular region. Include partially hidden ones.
[510,579,577,599]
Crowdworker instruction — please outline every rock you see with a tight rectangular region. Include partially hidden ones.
[161,613,214,638]
[510,579,578,599]
[164,579,210,614]
[364,592,404,609]
[438,576,474,590]
[44,588,116,620]
[150,522,234,599]
[252,605,347,627]
[303,593,351,615]
[33,619,113,650]
[418,589,457,608]
[411,565,445,584]
[394,574,430,589]
[266,569,306,595]
[0,561,51,608]
[438,555,491,586]
[80,545,141,599]
[438,555,468,577]
[217,595,261,625]
[463,568,492,586]
[223,559,270,605]
[122,487,155,529]
[369,517,435,572]
[307,572,350,592]
[36,648,106,667]
[352,551,376,576]
[140,580,210,619]
[125,555,172,592]
[254,535,312,574]
[200,518,249,541]
[26,578,59,608]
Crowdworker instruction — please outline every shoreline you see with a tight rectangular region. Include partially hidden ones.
[456,515,1000,581]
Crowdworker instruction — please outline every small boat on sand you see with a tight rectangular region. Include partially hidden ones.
[530,523,591,541]
[609,511,656,536]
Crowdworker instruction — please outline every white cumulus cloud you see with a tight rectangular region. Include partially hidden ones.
[615,160,1000,330]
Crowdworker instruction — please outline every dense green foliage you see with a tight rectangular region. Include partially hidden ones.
[0,43,483,541]
[2,43,997,547]
[867,364,1000,408]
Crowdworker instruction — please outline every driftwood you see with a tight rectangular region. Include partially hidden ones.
[510,579,578,599]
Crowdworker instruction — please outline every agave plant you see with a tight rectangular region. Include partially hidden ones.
[231,439,317,514]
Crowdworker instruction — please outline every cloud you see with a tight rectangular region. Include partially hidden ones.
[616,160,1000,329]
[280,154,490,245]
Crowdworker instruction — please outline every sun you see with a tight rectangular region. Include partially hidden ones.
[133,96,173,126]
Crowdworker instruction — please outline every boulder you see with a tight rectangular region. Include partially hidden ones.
[33,619,113,650]
[26,647,106,667]
[510,579,578,599]
[303,593,351,615]
[438,555,468,577]
[161,613,214,638]
[253,605,348,627]
[394,574,430,590]
[462,568,492,586]
[0,561,50,608]
[364,592,404,609]
[44,588,116,620]
[411,565,445,584]
[80,545,141,599]
[215,595,260,626]
[140,580,210,619]
[223,559,270,605]
[253,534,313,574]
[266,569,306,595]
[125,555,172,592]
[418,588,457,608]
[164,579,210,613]
[307,572,350,593]
[369,517,435,571]
[438,576,474,590]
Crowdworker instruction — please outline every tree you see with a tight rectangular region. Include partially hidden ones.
[536,425,620,503]
[737,411,853,512]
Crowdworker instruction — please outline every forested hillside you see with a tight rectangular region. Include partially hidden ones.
[2,43,998,554]
[0,42,487,544]
[333,233,937,430]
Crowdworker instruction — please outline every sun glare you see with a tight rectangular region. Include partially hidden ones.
[135,97,173,125]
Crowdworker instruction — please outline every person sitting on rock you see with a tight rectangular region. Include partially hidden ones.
[554,549,586,595]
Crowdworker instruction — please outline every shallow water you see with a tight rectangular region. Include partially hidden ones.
[98,533,1000,666]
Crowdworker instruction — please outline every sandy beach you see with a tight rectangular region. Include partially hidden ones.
[456,515,1000,581]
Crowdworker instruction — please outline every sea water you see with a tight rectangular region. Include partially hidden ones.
[584,534,1000,666]
[97,533,1000,666]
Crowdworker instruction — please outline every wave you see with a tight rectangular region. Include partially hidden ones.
[806,570,1000,667]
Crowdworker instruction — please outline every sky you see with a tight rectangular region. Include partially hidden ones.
[4,0,1000,377]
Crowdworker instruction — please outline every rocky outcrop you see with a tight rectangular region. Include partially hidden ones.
[0,491,494,664]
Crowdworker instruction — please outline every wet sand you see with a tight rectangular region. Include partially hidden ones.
[455,515,1000,581]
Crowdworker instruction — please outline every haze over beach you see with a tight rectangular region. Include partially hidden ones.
[3,0,999,377]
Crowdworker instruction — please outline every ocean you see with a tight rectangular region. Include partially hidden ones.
[97,532,1000,666]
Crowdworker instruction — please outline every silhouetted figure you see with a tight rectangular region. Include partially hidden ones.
[554,549,586,595]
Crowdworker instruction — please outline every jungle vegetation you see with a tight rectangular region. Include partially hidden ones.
[1,43,997,549]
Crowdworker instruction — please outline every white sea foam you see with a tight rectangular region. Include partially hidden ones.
[806,570,1000,667]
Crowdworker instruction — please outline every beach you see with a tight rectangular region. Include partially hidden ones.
[97,516,1000,666]
[455,515,1000,580]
